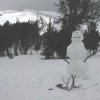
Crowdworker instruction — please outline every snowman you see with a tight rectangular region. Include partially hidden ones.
[67,31,89,89]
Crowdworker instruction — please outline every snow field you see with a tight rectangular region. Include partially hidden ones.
[0,53,100,100]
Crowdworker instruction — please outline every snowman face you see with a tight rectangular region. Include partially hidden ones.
[71,31,83,42]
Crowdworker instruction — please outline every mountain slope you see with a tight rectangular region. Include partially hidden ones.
[0,9,60,25]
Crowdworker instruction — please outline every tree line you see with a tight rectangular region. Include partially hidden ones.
[0,0,100,59]
[0,19,99,59]
[42,0,100,59]
[0,20,43,58]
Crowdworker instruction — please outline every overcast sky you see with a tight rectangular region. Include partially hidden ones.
[0,0,59,11]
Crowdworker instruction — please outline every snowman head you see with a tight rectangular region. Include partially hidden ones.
[71,31,83,42]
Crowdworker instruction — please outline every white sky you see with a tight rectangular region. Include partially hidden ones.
[0,0,59,11]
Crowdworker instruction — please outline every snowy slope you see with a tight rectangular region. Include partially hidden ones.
[0,10,100,32]
[0,9,60,25]
[0,52,100,100]
[0,10,60,34]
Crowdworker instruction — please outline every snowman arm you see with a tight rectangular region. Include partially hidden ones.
[63,59,70,64]
[84,51,97,62]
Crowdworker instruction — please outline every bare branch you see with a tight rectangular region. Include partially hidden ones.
[84,51,97,62]
[63,59,70,64]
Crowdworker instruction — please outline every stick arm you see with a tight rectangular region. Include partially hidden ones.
[84,51,97,62]
[63,59,70,64]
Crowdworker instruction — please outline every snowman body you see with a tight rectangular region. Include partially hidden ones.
[67,31,89,78]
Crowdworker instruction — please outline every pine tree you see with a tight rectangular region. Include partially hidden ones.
[56,0,100,57]
[83,22,100,54]
[41,18,56,59]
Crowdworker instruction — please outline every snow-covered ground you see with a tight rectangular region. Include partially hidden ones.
[0,10,60,25]
[0,52,100,100]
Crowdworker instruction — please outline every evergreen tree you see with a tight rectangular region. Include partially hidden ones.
[56,0,100,57]
[41,18,56,59]
[0,19,42,57]
[83,22,100,54]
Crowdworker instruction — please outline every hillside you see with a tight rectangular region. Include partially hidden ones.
[0,9,60,25]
